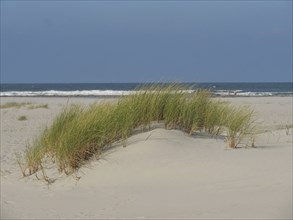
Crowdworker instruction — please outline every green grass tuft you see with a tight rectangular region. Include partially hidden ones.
[0,102,48,109]
[22,84,256,176]
[27,104,49,109]
[0,102,31,109]
[223,106,255,148]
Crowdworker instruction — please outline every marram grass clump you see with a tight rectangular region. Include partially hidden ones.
[20,84,256,177]
[0,102,48,109]
[0,102,31,109]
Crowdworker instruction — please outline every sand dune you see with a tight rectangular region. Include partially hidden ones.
[1,97,292,219]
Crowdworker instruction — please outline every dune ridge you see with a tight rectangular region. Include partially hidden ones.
[1,96,292,219]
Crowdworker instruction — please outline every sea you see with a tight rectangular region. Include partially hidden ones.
[0,83,292,97]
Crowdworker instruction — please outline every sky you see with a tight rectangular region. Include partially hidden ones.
[1,1,292,83]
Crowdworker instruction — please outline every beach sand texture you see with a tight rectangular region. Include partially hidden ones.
[1,97,292,219]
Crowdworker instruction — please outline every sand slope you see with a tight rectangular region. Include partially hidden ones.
[1,97,292,219]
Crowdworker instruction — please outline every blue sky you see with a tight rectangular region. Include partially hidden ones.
[1,1,292,83]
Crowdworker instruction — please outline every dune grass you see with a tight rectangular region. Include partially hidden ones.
[0,102,48,109]
[0,102,31,109]
[27,104,49,109]
[20,84,256,176]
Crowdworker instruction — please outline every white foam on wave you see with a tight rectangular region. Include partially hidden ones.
[0,90,134,97]
[214,90,273,96]
[0,89,291,97]
[214,90,292,96]
[0,89,197,97]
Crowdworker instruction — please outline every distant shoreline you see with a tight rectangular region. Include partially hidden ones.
[1,82,292,98]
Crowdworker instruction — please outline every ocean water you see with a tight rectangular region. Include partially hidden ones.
[0,83,292,97]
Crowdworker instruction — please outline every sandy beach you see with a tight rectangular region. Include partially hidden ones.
[0,96,292,219]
